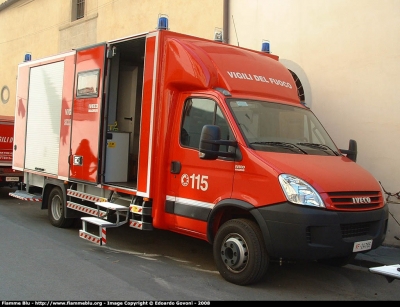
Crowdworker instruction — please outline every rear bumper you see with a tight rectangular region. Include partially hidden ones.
[256,202,389,260]
[0,170,23,187]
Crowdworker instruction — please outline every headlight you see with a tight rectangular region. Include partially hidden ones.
[278,174,325,208]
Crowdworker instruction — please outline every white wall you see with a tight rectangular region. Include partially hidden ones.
[229,0,400,246]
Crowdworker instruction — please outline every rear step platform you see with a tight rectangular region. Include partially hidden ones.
[9,190,42,202]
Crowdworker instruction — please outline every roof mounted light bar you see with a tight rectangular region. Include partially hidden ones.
[214,87,231,96]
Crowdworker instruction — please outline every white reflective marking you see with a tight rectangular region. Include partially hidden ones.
[166,195,213,209]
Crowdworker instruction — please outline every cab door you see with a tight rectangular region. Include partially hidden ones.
[69,43,106,183]
[166,95,236,237]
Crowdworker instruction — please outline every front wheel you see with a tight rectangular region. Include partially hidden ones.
[213,218,269,285]
[48,186,75,228]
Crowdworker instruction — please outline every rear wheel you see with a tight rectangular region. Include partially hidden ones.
[48,186,74,228]
[213,218,269,285]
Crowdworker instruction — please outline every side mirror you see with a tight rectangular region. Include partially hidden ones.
[340,139,357,162]
[199,125,237,160]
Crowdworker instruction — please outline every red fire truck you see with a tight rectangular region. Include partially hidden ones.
[0,115,23,188]
[10,20,388,285]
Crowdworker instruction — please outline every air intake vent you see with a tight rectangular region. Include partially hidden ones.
[340,222,370,238]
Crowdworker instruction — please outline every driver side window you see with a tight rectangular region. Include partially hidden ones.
[180,98,233,152]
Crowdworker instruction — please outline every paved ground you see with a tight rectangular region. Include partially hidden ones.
[354,245,399,267]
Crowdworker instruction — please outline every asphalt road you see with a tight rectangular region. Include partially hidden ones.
[0,187,399,301]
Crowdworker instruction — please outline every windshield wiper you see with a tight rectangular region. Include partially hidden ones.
[250,141,308,154]
[296,142,340,156]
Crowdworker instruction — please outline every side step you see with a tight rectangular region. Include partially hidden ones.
[79,217,115,245]
[79,201,129,246]
[67,201,107,217]
[9,189,42,202]
[67,189,107,203]
[129,197,153,230]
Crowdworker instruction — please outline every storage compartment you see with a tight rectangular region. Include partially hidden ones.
[105,132,129,182]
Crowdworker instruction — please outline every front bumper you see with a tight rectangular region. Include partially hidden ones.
[256,202,389,260]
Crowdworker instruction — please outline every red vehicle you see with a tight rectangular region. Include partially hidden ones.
[10,20,388,285]
[0,115,23,188]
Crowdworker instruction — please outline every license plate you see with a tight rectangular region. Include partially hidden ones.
[6,177,19,182]
[353,239,372,252]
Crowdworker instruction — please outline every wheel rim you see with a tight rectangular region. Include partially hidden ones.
[51,195,63,221]
[220,233,248,273]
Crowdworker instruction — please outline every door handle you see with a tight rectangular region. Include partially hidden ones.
[170,161,181,174]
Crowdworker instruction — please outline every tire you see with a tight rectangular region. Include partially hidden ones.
[213,218,269,285]
[48,187,75,228]
[317,253,357,267]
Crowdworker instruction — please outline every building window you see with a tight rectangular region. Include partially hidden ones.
[289,70,305,105]
[1,86,10,104]
[72,0,85,21]
[77,0,85,19]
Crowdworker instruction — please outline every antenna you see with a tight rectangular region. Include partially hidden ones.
[232,15,239,46]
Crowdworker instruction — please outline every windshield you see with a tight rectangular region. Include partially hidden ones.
[228,99,340,156]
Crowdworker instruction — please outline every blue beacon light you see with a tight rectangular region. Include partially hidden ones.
[24,53,32,62]
[261,40,270,53]
[157,14,169,30]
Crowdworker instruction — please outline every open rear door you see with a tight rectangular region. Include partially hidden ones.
[69,43,106,184]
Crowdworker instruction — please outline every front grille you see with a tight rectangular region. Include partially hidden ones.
[306,227,311,243]
[340,222,370,238]
[327,191,382,210]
